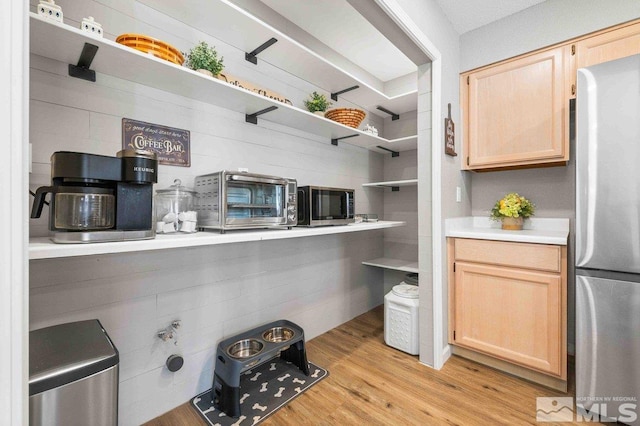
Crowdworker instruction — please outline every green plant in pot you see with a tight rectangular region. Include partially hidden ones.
[304,91,332,115]
[185,41,224,77]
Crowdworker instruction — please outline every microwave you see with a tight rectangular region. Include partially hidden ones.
[297,186,355,226]
[195,171,297,233]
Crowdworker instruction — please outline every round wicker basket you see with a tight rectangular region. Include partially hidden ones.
[116,33,184,65]
[324,108,366,129]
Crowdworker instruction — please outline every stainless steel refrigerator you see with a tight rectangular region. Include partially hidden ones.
[576,54,640,425]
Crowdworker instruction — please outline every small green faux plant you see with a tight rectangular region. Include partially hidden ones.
[304,91,332,113]
[490,192,535,220]
[185,41,224,76]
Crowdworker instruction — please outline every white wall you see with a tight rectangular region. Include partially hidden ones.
[461,0,640,353]
[461,0,640,72]
[27,0,393,423]
[2,1,28,425]
[393,0,468,366]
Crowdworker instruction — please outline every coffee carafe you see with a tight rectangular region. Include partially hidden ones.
[31,149,158,243]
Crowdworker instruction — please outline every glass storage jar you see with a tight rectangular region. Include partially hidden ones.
[155,179,198,233]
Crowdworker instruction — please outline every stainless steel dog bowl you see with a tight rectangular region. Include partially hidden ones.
[226,339,264,359]
[262,327,294,343]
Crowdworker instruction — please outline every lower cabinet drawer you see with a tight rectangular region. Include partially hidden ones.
[454,238,561,272]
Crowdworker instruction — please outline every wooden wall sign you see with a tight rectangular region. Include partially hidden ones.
[445,103,457,157]
[122,118,191,167]
[218,73,293,105]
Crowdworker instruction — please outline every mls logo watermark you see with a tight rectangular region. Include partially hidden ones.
[536,396,638,423]
[536,397,573,422]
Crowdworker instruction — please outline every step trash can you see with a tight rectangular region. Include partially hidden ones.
[29,319,119,426]
[384,273,419,355]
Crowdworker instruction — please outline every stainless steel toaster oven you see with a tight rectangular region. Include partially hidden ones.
[195,171,297,233]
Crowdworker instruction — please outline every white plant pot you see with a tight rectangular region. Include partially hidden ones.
[196,69,214,77]
[314,111,326,117]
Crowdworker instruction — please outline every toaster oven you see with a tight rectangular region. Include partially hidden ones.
[195,171,297,233]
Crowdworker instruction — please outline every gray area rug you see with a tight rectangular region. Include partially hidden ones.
[192,357,328,425]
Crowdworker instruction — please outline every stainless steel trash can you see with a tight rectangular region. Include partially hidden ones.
[29,319,119,426]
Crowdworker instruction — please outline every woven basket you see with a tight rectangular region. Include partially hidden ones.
[324,108,366,128]
[116,33,184,65]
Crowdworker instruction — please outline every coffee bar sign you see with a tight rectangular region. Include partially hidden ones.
[122,118,190,167]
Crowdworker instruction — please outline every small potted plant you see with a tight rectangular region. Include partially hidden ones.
[490,192,535,230]
[304,91,332,116]
[185,41,224,77]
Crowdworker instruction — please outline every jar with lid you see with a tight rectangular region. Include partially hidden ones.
[155,179,198,233]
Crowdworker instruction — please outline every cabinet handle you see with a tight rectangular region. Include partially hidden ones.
[571,44,575,55]
[571,84,576,96]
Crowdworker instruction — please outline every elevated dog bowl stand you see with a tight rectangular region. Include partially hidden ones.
[212,319,310,418]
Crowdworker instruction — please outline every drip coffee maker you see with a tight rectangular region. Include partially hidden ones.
[31,149,158,243]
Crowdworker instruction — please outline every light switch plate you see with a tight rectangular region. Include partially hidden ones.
[456,186,461,203]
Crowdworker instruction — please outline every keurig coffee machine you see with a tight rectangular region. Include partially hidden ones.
[31,149,158,243]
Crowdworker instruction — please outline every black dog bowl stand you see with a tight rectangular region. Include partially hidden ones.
[212,319,310,418]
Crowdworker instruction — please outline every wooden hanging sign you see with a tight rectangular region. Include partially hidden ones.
[122,118,191,167]
[444,103,457,157]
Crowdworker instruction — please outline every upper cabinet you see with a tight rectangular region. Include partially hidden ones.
[461,45,570,170]
[461,18,640,171]
[571,21,640,98]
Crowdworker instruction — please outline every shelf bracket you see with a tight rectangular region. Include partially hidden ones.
[376,106,399,121]
[245,106,278,124]
[391,186,400,192]
[68,42,99,82]
[376,145,399,157]
[245,38,278,65]
[331,134,359,146]
[331,85,359,102]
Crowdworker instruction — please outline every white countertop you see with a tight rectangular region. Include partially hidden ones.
[29,221,404,260]
[445,217,569,245]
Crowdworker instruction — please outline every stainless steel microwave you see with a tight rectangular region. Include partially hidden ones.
[297,186,355,226]
[195,171,297,233]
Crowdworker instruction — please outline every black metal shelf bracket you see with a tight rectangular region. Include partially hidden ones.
[246,106,278,124]
[331,85,360,102]
[245,38,278,65]
[376,145,399,157]
[68,42,99,82]
[331,134,359,146]
[391,186,400,192]
[376,106,399,121]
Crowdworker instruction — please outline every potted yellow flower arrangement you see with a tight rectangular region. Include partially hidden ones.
[490,192,535,230]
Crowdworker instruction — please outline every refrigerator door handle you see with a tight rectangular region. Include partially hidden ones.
[576,68,599,267]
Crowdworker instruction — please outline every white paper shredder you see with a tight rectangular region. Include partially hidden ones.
[29,320,119,426]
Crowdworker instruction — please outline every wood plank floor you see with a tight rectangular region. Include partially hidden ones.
[145,305,596,425]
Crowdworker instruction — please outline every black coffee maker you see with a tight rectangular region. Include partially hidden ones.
[31,149,158,243]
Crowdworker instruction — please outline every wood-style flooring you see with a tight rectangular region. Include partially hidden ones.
[145,305,595,425]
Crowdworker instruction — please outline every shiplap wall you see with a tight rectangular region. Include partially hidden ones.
[27,0,399,423]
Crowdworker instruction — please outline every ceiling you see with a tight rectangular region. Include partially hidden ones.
[260,0,417,82]
[434,0,548,34]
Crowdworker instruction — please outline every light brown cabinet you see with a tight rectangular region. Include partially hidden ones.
[448,238,567,387]
[461,45,571,170]
[571,21,640,97]
[461,18,640,171]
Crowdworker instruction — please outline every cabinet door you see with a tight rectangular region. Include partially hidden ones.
[572,22,640,97]
[452,261,562,376]
[463,46,568,170]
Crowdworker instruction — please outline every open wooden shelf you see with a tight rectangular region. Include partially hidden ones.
[362,257,418,273]
[29,221,406,260]
[362,179,418,189]
[29,13,417,153]
[139,0,418,116]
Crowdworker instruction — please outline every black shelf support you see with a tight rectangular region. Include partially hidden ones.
[376,145,399,157]
[245,38,278,65]
[391,186,400,192]
[331,134,359,146]
[68,42,99,82]
[331,85,359,102]
[376,106,400,121]
[246,106,278,124]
